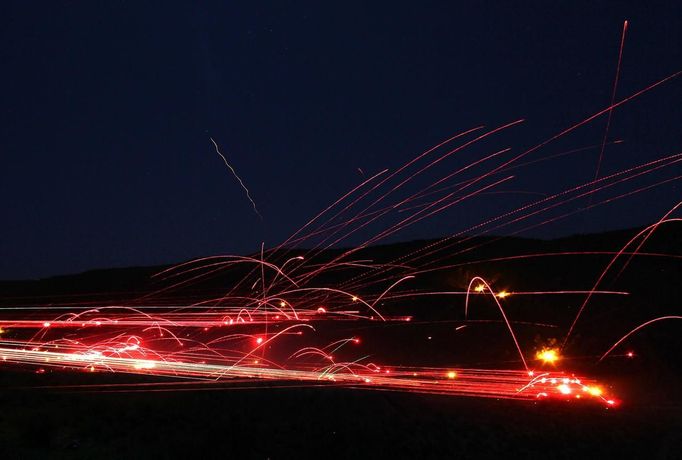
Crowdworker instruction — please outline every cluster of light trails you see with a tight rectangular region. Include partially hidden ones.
[0,339,615,405]
[1,24,680,408]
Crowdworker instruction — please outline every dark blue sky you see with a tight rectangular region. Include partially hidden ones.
[2,1,681,279]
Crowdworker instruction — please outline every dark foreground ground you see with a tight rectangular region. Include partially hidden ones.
[1,378,681,459]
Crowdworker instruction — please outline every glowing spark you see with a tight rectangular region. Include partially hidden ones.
[557,384,571,395]
[536,348,560,364]
[447,371,457,379]
[474,284,485,292]
[209,137,262,220]
[496,290,510,299]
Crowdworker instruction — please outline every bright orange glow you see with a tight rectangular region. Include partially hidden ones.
[447,371,457,379]
[536,348,560,364]
[585,385,602,396]
[474,284,485,293]
[496,290,510,298]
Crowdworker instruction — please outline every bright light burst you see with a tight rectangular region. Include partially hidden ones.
[536,348,560,365]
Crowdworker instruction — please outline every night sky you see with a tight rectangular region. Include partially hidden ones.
[2,2,681,279]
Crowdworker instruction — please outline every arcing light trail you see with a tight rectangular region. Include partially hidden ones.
[1,27,680,408]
